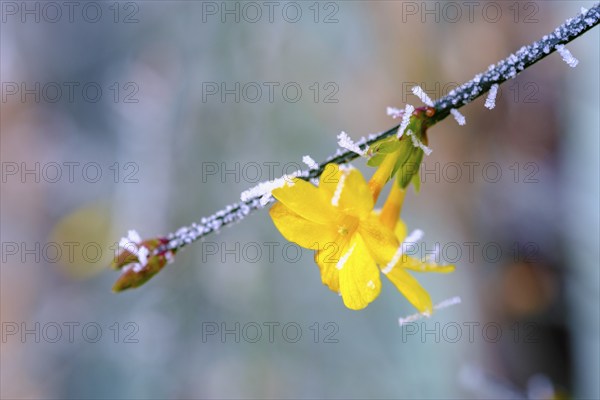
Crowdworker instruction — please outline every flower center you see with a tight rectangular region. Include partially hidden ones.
[338,226,349,235]
[337,215,359,237]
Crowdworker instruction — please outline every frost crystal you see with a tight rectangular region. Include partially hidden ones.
[397,104,415,138]
[128,230,142,244]
[386,106,403,119]
[132,263,144,273]
[118,237,132,250]
[331,169,348,207]
[336,243,355,270]
[119,229,142,252]
[408,132,432,155]
[337,131,368,157]
[398,296,462,326]
[450,109,466,126]
[484,84,499,110]
[259,195,273,206]
[302,155,318,170]
[382,229,424,274]
[424,243,441,264]
[137,246,150,267]
[411,86,434,107]
[555,44,579,67]
[240,173,297,202]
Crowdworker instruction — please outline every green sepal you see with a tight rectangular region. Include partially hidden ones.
[366,153,386,167]
[367,136,402,167]
[367,112,429,191]
[390,137,414,179]
[397,147,424,189]
[411,166,421,193]
[373,138,402,154]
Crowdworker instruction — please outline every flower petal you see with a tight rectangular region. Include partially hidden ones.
[269,202,337,249]
[339,168,374,218]
[401,257,456,273]
[338,235,381,310]
[319,163,344,196]
[394,219,408,242]
[358,215,399,265]
[385,268,432,313]
[315,246,341,293]
[319,164,373,218]
[272,179,335,224]
[314,230,355,293]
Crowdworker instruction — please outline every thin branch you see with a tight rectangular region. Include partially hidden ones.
[158,4,599,254]
[433,4,600,119]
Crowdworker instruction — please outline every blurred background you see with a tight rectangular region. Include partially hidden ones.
[1,1,598,399]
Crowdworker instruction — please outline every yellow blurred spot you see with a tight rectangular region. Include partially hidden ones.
[49,200,115,280]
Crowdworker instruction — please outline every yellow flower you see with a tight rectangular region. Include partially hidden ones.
[269,163,453,312]
[382,213,455,313]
